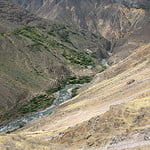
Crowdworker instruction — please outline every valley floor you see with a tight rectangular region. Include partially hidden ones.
[0,44,150,150]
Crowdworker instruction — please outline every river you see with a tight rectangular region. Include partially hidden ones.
[0,84,81,133]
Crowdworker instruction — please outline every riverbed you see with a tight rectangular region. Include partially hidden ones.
[0,84,81,133]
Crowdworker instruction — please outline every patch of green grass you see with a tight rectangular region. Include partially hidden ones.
[18,95,55,114]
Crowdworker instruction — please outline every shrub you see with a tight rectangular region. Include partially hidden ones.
[61,75,93,85]
[91,52,97,58]
[46,87,61,94]
[62,50,95,67]
[19,123,25,128]
[18,95,55,114]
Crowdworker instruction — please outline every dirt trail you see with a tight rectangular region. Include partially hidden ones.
[47,88,150,133]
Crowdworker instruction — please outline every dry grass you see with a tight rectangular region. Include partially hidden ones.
[0,44,150,149]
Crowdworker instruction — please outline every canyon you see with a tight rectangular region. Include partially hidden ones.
[0,0,149,149]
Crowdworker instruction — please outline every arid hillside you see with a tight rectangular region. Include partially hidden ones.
[0,44,149,150]
[0,1,149,149]
[0,0,45,32]
[11,0,150,62]
[0,0,109,125]
[11,0,45,13]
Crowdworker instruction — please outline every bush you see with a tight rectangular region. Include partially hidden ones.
[78,76,93,84]
[18,95,55,114]
[46,87,61,94]
[62,50,95,67]
[61,75,93,85]
[19,123,25,128]
[91,52,97,58]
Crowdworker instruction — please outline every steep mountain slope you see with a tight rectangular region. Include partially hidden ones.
[11,0,150,62]
[0,0,109,125]
[11,0,46,13]
[0,0,45,32]
[37,0,150,61]
[11,0,150,40]
[0,1,149,149]
[109,21,150,63]
[0,44,149,150]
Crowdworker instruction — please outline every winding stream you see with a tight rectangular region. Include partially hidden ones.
[0,84,81,133]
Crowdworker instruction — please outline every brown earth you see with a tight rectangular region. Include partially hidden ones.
[0,44,149,150]
[0,0,110,125]
[11,0,150,62]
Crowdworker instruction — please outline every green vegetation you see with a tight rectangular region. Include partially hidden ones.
[62,49,95,67]
[71,86,81,97]
[14,26,47,43]
[6,123,25,134]
[47,24,75,46]
[91,52,97,58]
[12,24,99,68]
[46,87,61,95]
[6,129,17,134]
[61,76,93,85]
[13,25,72,52]
[46,75,93,94]
[0,32,4,36]
[19,123,25,128]
[18,95,55,114]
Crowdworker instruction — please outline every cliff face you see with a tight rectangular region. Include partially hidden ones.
[11,0,150,40]
[11,0,46,13]
[0,0,45,32]
[11,0,150,62]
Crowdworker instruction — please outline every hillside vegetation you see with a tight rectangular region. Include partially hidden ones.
[0,1,149,149]
[10,0,150,63]
[0,44,149,149]
[0,21,108,125]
